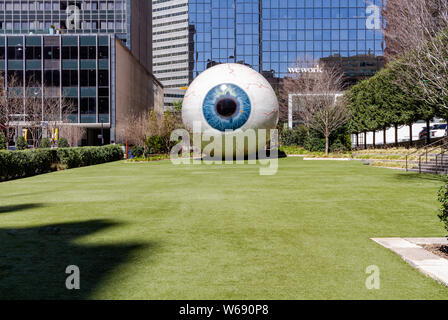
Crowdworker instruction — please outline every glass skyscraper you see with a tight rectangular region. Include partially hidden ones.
[188,0,384,82]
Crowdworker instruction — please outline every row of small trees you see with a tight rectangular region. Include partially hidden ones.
[345,0,448,147]
[345,63,440,147]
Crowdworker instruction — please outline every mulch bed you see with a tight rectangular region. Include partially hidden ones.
[423,244,448,260]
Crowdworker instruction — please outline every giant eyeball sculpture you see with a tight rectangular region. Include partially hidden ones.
[182,63,279,158]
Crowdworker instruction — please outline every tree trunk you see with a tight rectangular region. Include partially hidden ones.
[5,128,9,149]
[383,128,387,146]
[394,124,399,146]
[372,131,376,148]
[325,135,329,156]
[426,119,431,145]
[364,131,367,150]
[409,124,413,148]
[356,133,359,148]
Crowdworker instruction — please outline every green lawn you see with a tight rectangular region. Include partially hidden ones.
[0,158,447,300]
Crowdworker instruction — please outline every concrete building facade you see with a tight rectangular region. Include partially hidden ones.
[0,0,161,146]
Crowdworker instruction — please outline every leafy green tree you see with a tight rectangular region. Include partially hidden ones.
[345,62,437,148]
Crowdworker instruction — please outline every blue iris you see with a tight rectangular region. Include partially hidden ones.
[202,83,252,132]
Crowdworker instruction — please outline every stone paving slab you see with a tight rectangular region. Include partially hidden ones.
[372,238,448,287]
[405,238,448,245]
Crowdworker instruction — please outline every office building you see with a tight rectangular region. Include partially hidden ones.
[154,0,385,107]
[0,0,161,145]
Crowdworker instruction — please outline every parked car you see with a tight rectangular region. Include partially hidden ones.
[431,124,448,138]
[419,126,433,140]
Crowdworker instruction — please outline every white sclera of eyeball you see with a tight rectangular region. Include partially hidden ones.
[182,63,279,157]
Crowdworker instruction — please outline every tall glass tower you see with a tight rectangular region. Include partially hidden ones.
[188,0,385,83]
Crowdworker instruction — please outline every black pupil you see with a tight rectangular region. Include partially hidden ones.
[216,98,237,118]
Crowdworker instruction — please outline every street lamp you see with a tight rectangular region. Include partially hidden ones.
[100,120,104,146]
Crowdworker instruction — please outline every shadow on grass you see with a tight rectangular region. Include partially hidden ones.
[0,219,150,300]
[0,204,45,215]
[394,172,446,182]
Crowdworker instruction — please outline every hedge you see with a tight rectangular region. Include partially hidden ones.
[0,145,124,181]
[57,145,123,169]
[0,149,53,181]
[438,181,448,239]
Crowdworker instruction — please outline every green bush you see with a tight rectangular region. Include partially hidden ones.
[57,145,123,169]
[305,137,326,152]
[330,139,347,153]
[16,136,28,150]
[39,138,51,148]
[281,125,309,146]
[145,135,166,154]
[58,138,70,148]
[131,146,144,158]
[438,180,448,238]
[0,145,123,182]
[0,149,53,181]
[0,132,5,150]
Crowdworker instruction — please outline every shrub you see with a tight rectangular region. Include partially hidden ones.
[281,125,309,146]
[39,138,51,149]
[0,145,123,182]
[0,132,5,150]
[0,149,53,181]
[305,137,326,152]
[131,146,144,158]
[438,180,448,239]
[57,145,123,169]
[16,136,28,150]
[145,135,166,154]
[330,139,348,153]
[58,138,70,148]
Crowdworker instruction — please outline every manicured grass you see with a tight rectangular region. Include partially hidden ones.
[0,158,447,299]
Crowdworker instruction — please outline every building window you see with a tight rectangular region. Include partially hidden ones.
[80,97,96,123]
[80,70,96,87]
[80,46,96,59]
[25,70,42,85]
[98,70,108,87]
[62,46,78,60]
[25,47,42,60]
[62,70,78,87]
[44,70,60,87]
[43,46,60,60]
[7,46,23,60]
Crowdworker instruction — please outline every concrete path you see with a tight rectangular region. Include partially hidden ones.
[372,238,448,287]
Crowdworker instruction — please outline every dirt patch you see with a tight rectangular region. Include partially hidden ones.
[423,244,448,260]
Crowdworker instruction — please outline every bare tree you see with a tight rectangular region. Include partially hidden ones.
[43,94,77,145]
[0,74,25,149]
[282,62,350,155]
[59,125,86,147]
[20,78,78,147]
[118,111,151,146]
[279,56,319,123]
[383,0,448,58]
[24,90,43,148]
[384,0,448,110]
